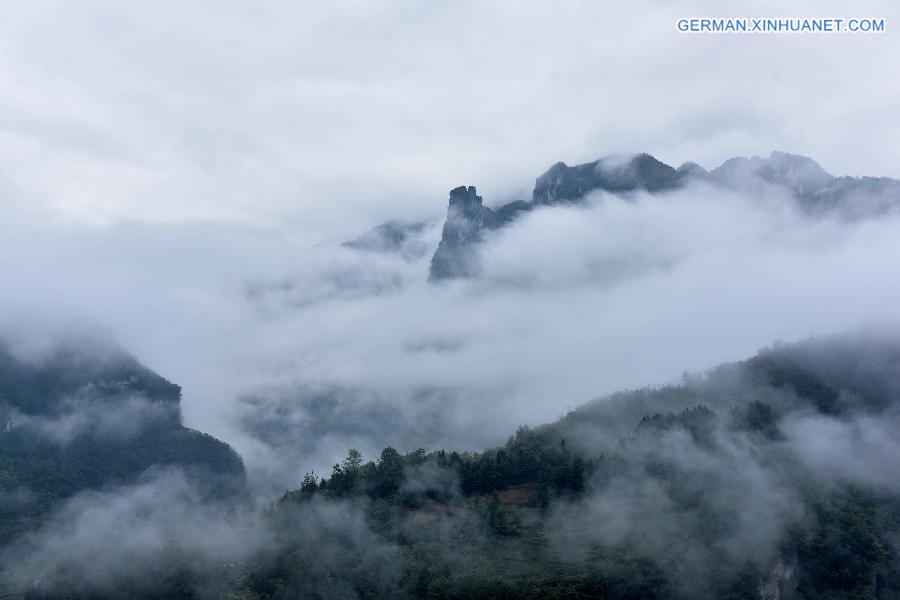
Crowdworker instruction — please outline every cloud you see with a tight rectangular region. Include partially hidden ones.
[1,0,899,498]
[7,393,176,445]
[782,409,900,493]
[533,331,900,597]
[4,173,900,494]
[0,468,255,594]
[0,1,899,233]
[2,3,900,596]
[0,467,406,598]
[221,179,900,487]
[6,332,900,597]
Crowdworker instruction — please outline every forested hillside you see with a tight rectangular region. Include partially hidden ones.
[250,334,900,599]
[6,333,895,599]
[0,336,246,542]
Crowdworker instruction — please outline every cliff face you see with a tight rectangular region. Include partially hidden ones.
[429,186,492,280]
[444,186,493,243]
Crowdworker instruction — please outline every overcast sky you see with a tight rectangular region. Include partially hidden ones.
[2,1,899,488]
[1,0,898,236]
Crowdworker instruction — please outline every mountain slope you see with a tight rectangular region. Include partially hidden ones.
[259,332,900,600]
[0,336,245,539]
[5,332,900,599]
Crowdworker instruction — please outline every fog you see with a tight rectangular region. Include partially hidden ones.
[1,1,899,233]
[6,331,900,598]
[2,173,899,497]
[3,2,900,597]
[0,0,898,494]
[8,393,175,444]
[527,330,900,597]
[0,467,407,597]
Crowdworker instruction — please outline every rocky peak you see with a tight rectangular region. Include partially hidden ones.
[762,151,833,189]
[532,162,570,204]
[676,161,709,178]
[429,185,493,280]
[711,151,833,194]
[532,153,684,204]
[446,185,487,238]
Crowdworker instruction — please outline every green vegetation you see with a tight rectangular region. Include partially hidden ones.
[4,334,900,599]
[0,340,246,542]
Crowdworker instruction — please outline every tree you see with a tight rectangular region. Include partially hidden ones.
[483,492,517,536]
[374,447,403,498]
[299,471,318,496]
[342,448,363,471]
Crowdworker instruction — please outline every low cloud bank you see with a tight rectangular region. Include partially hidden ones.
[3,178,900,495]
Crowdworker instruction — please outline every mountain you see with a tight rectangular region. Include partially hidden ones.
[532,153,688,205]
[710,151,900,217]
[428,186,534,279]
[428,186,492,280]
[0,336,245,539]
[710,151,834,194]
[0,337,182,422]
[428,155,687,280]
[8,332,900,599]
[242,332,900,600]
[427,151,900,280]
[343,219,434,259]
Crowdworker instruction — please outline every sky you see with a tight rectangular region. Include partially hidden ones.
[2,0,899,232]
[1,0,899,490]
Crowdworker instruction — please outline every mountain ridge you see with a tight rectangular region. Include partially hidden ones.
[423,151,900,280]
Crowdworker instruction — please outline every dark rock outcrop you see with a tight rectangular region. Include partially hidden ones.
[493,199,533,226]
[429,186,491,280]
[429,154,688,280]
[532,153,687,204]
[429,187,536,280]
